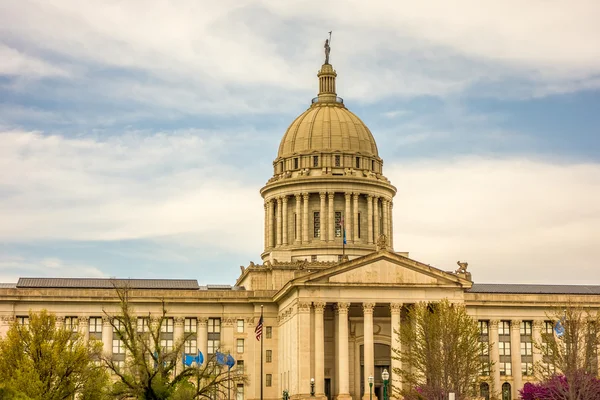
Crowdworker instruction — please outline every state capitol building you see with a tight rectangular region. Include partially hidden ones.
[1,50,599,400]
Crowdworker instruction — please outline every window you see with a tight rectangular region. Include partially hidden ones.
[502,382,511,400]
[294,158,299,169]
[237,319,244,333]
[499,362,512,376]
[521,342,533,356]
[480,383,490,400]
[313,156,319,167]
[113,319,123,333]
[237,360,244,374]
[499,342,511,356]
[355,157,360,169]
[266,350,272,363]
[161,339,174,351]
[335,211,342,237]
[479,320,489,334]
[357,212,361,238]
[338,255,343,261]
[314,212,320,238]
[499,321,510,336]
[520,321,532,335]
[65,316,78,332]
[137,317,150,333]
[371,160,375,170]
[161,318,174,333]
[185,318,197,333]
[237,339,244,353]
[236,384,244,400]
[185,337,197,354]
[479,320,490,376]
[114,360,125,372]
[335,155,341,167]
[208,318,221,355]
[521,362,533,376]
[280,161,283,173]
[17,316,29,326]
[266,326,272,339]
[112,339,124,354]
[544,321,554,334]
[266,374,272,387]
[89,317,102,333]
[311,255,317,262]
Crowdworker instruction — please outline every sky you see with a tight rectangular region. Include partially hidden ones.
[0,0,599,285]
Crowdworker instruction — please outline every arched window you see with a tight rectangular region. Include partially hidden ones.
[502,382,511,400]
[479,382,490,400]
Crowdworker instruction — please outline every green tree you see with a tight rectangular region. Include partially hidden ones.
[534,305,600,400]
[103,284,245,400]
[393,299,486,400]
[0,310,109,400]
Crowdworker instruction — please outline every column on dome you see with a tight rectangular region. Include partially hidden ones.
[362,303,376,400]
[197,318,208,361]
[390,304,402,398]
[383,199,389,242]
[276,197,283,246]
[303,193,310,243]
[367,195,373,244]
[489,320,501,398]
[267,200,274,248]
[328,192,335,242]
[264,202,268,249]
[532,320,543,367]
[335,302,351,400]
[373,196,380,241]
[295,194,302,244]
[353,193,359,243]
[314,302,326,396]
[282,196,289,246]
[511,320,523,397]
[345,193,352,242]
[320,192,327,242]
[389,201,394,249]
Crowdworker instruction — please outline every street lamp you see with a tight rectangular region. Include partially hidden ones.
[381,369,389,400]
[368,375,374,400]
[310,378,315,396]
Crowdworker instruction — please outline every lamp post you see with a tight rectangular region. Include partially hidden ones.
[310,378,315,397]
[368,375,374,400]
[381,369,389,400]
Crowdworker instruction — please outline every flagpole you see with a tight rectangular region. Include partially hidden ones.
[260,305,264,400]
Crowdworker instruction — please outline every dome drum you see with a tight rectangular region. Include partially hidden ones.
[271,151,383,180]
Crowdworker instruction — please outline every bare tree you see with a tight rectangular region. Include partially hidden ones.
[393,299,486,400]
[103,284,245,400]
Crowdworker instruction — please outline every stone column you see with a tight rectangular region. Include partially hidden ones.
[328,192,335,241]
[345,193,352,242]
[389,201,394,249]
[320,192,327,241]
[55,316,65,330]
[390,304,402,398]
[298,302,312,396]
[223,318,234,353]
[102,316,112,356]
[362,303,376,400]
[511,320,522,397]
[314,302,326,396]
[373,197,380,240]
[276,197,283,246]
[489,320,501,399]
[282,196,289,246]
[367,195,373,244]
[267,200,274,248]
[295,194,302,244]
[335,302,351,400]
[174,317,185,367]
[532,320,543,369]
[383,199,389,242]
[264,202,268,249]
[303,193,310,243]
[79,316,89,342]
[197,318,208,360]
[353,193,359,243]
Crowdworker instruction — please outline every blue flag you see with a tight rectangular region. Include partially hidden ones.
[216,351,226,365]
[554,319,565,338]
[183,350,204,367]
[226,354,236,370]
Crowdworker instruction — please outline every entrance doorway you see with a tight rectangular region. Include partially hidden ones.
[359,343,391,399]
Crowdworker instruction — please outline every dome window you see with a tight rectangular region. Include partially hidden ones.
[313,156,319,167]
[294,158,299,169]
[335,155,341,167]
[355,157,360,169]
[371,160,375,171]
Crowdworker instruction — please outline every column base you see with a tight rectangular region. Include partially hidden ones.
[362,395,379,400]
[292,395,327,400]
[335,394,352,400]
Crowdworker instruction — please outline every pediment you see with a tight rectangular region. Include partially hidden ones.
[296,250,471,288]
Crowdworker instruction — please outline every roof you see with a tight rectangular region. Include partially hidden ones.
[0,283,16,288]
[16,278,200,290]
[468,283,600,295]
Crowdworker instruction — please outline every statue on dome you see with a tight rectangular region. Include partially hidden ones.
[324,39,331,64]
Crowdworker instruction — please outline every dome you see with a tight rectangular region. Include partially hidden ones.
[277,62,379,160]
[277,103,379,159]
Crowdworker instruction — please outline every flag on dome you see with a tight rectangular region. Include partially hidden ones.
[342,216,347,245]
[255,315,263,341]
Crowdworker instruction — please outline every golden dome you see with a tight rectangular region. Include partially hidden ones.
[277,63,379,159]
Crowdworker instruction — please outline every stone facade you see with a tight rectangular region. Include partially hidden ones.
[1,59,599,400]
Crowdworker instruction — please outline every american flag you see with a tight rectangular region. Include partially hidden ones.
[255,315,263,341]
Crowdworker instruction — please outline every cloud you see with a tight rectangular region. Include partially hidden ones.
[0,44,70,78]
[0,255,105,282]
[387,157,600,284]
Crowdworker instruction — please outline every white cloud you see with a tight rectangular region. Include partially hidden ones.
[387,158,600,284]
[0,44,70,78]
[0,255,105,282]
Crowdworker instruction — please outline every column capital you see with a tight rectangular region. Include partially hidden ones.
[489,319,499,328]
[335,302,350,313]
[56,316,65,323]
[367,194,374,200]
[282,195,289,204]
[223,317,235,327]
[319,192,327,199]
[303,192,310,200]
[533,320,544,330]
[345,192,352,199]
[328,191,335,197]
[197,317,208,326]
[390,303,403,313]
[511,320,522,329]
[353,192,360,199]
[174,317,185,326]
[298,302,312,313]
[102,316,111,324]
[295,193,302,200]
[363,302,375,313]
[314,302,326,312]
[277,197,283,204]
[79,315,89,323]
[264,202,268,209]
